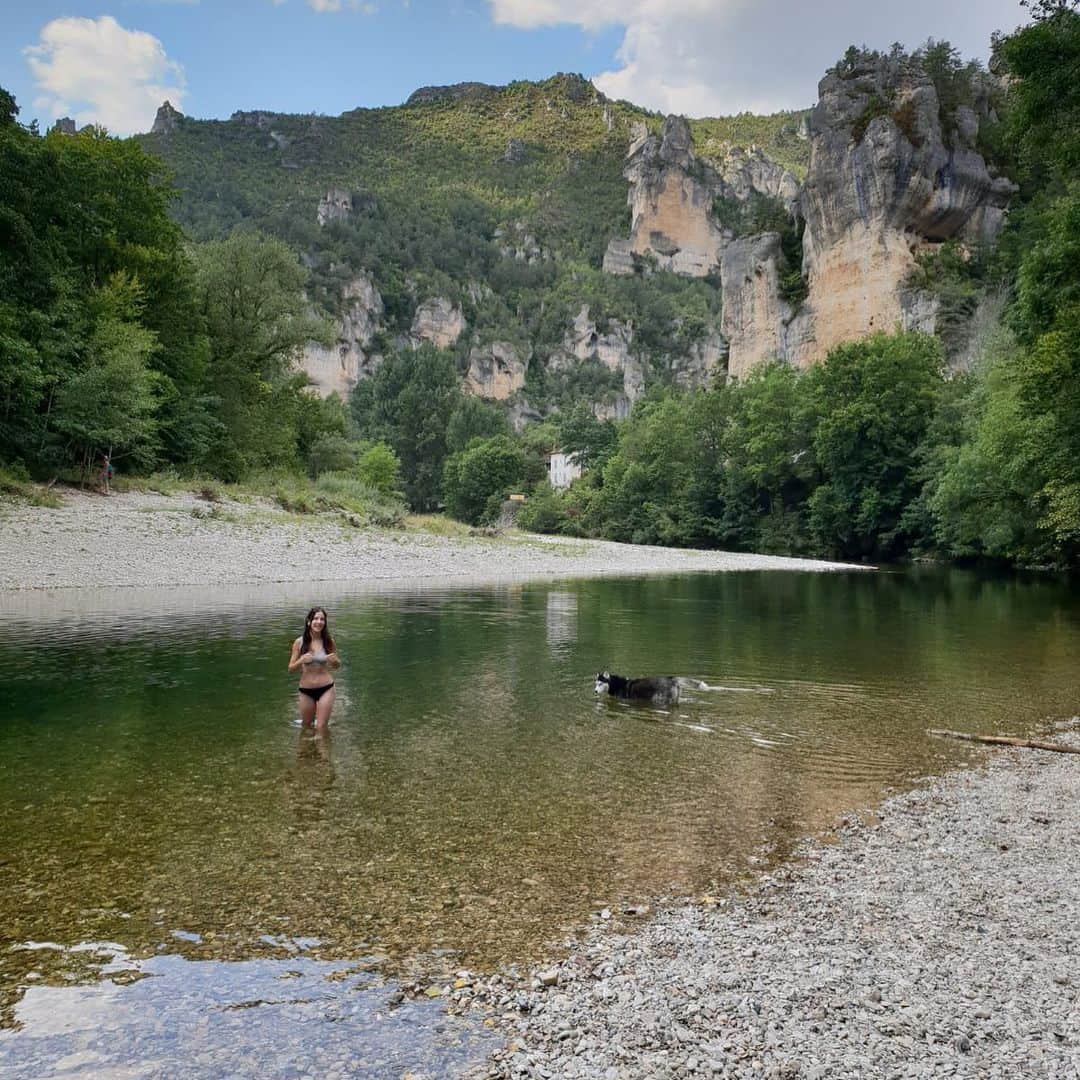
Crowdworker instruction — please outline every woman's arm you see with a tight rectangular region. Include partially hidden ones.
[287,638,308,673]
[326,651,341,669]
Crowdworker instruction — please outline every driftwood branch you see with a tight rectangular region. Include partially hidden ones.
[929,730,1080,755]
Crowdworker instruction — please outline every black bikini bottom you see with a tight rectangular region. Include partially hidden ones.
[298,682,334,702]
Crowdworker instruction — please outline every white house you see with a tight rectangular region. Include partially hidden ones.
[548,450,582,490]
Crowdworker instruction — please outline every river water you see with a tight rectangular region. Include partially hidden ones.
[1,567,1077,1076]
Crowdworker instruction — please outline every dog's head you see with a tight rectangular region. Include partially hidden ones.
[594,671,612,695]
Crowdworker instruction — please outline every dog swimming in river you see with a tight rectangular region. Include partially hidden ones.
[594,671,713,707]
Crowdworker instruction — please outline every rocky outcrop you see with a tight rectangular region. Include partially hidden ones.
[508,400,544,433]
[791,51,1017,366]
[298,272,384,398]
[721,235,812,377]
[466,280,492,305]
[410,297,466,349]
[231,110,278,129]
[714,52,1017,377]
[465,342,528,400]
[717,146,800,211]
[549,306,645,419]
[232,110,288,150]
[317,188,353,227]
[406,82,494,106]
[565,305,633,371]
[603,116,801,278]
[670,327,728,389]
[495,223,548,264]
[601,239,637,275]
[151,101,183,135]
[604,118,728,277]
[595,56,1017,378]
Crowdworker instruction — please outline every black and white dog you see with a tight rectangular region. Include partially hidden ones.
[594,671,682,707]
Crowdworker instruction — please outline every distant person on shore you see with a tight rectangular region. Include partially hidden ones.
[98,453,114,495]
[288,607,340,730]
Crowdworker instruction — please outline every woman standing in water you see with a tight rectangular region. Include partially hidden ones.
[288,607,340,730]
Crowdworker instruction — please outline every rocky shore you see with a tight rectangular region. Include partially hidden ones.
[462,728,1080,1080]
[0,489,859,592]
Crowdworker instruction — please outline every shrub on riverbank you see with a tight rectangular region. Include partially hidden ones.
[110,469,407,527]
[0,465,61,508]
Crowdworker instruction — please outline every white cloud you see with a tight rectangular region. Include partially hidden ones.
[24,16,186,135]
[489,0,1025,116]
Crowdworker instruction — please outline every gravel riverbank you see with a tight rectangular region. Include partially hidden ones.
[463,727,1080,1080]
[0,489,860,592]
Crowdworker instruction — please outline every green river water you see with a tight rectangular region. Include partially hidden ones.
[0,567,1077,1075]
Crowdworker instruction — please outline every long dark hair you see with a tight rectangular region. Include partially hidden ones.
[300,607,336,655]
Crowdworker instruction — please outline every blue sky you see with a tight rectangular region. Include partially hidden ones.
[3,1,1028,135]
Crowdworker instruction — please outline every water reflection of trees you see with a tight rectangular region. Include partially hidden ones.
[545,591,578,654]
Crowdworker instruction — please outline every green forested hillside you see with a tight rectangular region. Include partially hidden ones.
[144,73,807,251]
[139,75,803,356]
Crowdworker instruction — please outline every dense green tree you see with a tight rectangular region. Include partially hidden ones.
[192,231,329,476]
[556,403,618,470]
[308,433,358,477]
[446,396,509,454]
[804,333,943,559]
[516,419,561,488]
[50,277,163,478]
[351,345,462,509]
[0,88,17,126]
[295,390,349,470]
[927,335,1053,561]
[923,9,1080,566]
[996,7,1080,181]
[1010,186,1080,342]
[0,100,204,474]
[696,363,815,554]
[588,394,701,546]
[442,435,525,524]
[355,441,403,499]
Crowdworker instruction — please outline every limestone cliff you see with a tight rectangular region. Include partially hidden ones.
[466,342,528,400]
[789,52,1015,366]
[317,188,353,227]
[298,271,384,397]
[149,60,1016,418]
[545,306,647,419]
[151,101,183,136]
[602,56,1015,378]
[410,297,466,350]
[603,118,728,277]
[721,234,810,379]
[717,145,800,210]
[494,222,549,264]
[603,116,800,278]
[670,328,728,389]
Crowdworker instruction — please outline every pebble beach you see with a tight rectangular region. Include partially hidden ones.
[463,729,1080,1080]
[0,489,860,592]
